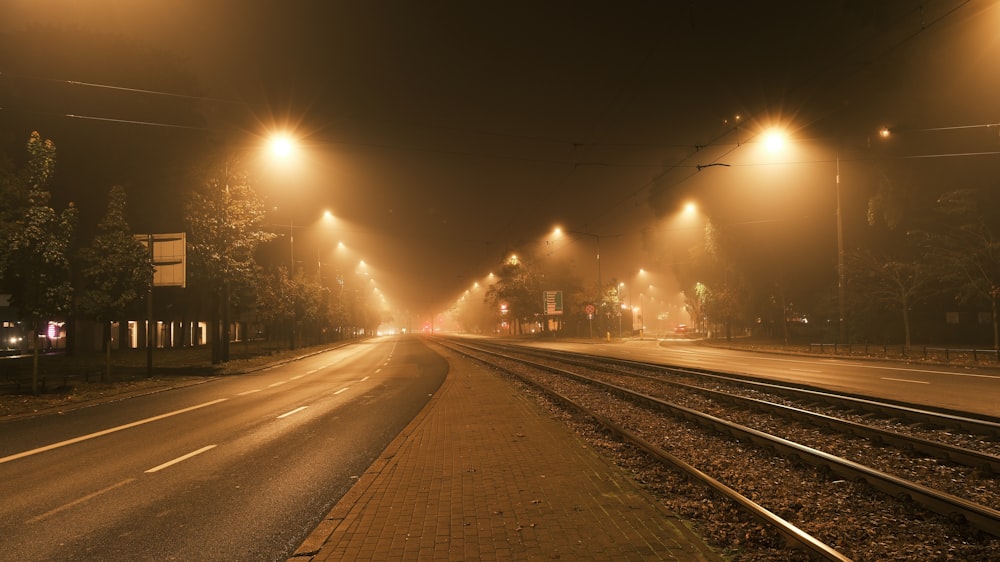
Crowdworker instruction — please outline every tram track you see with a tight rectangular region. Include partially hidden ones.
[435,337,1000,561]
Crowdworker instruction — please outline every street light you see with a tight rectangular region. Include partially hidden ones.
[617,281,627,337]
[763,128,786,152]
[563,230,617,302]
[271,208,335,278]
[835,154,846,343]
[269,136,293,158]
[696,124,853,342]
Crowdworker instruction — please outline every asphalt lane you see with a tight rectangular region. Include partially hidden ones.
[0,336,448,561]
[524,338,1000,418]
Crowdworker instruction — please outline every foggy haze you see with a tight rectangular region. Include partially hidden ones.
[2,0,998,327]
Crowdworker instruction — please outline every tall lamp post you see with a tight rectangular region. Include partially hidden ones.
[289,217,295,275]
[568,230,621,338]
[697,126,853,343]
[568,231,603,302]
[835,155,847,344]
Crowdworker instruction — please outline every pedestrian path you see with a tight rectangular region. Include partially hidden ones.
[290,345,723,561]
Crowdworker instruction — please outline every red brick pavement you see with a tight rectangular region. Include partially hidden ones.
[290,346,723,561]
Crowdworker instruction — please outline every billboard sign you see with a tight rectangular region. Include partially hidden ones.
[136,233,186,288]
[544,290,563,315]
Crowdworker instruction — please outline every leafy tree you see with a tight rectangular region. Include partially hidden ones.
[255,266,296,348]
[293,271,329,347]
[485,254,542,335]
[4,132,78,393]
[185,161,275,363]
[687,282,708,335]
[77,186,153,381]
[0,150,31,278]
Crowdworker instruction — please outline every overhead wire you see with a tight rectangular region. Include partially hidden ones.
[571,0,974,248]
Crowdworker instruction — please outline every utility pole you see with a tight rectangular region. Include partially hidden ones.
[836,155,847,344]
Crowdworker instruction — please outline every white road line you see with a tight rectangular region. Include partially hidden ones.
[361,376,370,382]
[268,381,287,388]
[333,388,349,395]
[277,406,308,419]
[375,368,381,374]
[881,377,931,385]
[237,389,261,396]
[145,445,217,473]
[26,478,137,524]
[290,374,305,380]
[933,371,1000,379]
[790,368,822,373]
[306,368,319,374]
[738,354,1000,379]
[0,399,228,465]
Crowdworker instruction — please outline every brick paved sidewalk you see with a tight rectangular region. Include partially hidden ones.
[291,347,723,561]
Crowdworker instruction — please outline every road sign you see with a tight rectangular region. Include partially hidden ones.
[136,233,186,288]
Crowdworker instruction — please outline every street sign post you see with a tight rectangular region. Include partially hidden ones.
[136,233,187,376]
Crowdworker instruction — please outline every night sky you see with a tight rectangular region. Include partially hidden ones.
[2,0,999,325]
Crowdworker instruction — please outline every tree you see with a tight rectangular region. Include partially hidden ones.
[929,189,1000,349]
[295,274,331,345]
[702,219,747,340]
[3,132,78,393]
[485,254,542,335]
[0,149,31,278]
[185,161,275,363]
[687,282,708,335]
[255,266,296,348]
[847,249,929,348]
[77,186,153,381]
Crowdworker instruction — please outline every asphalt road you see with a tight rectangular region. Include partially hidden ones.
[0,336,447,561]
[525,338,1000,418]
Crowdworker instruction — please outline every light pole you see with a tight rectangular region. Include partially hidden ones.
[835,155,847,344]
[639,292,645,336]
[265,132,300,275]
[567,230,621,338]
[617,282,625,337]
[569,230,603,300]
[697,126,854,342]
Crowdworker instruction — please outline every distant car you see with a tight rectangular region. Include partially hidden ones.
[674,324,687,335]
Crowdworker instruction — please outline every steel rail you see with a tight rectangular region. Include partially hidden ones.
[487,344,1000,473]
[438,339,853,561]
[486,341,1000,438]
[446,338,1000,538]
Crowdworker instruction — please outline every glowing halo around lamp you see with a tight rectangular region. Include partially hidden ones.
[763,129,785,153]
[269,134,295,158]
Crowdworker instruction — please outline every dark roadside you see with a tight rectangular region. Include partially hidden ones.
[0,341,347,419]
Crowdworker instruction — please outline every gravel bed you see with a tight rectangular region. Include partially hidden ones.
[666,374,1000,457]
[540,352,1000,457]
[596,373,1000,511]
[599,361,1000,458]
[472,350,1000,561]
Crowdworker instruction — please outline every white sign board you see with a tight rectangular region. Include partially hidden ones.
[543,290,563,315]
[136,233,186,288]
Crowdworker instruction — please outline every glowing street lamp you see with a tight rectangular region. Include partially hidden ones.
[268,134,295,159]
[763,128,786,152]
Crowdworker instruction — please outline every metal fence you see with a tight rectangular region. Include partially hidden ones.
[808,343,1000,363]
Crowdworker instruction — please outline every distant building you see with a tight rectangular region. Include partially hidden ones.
[0,294,25,353]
